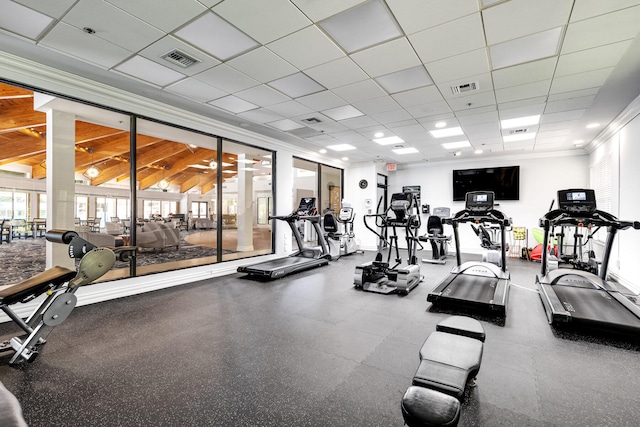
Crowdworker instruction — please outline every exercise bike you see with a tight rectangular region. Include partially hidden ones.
[354,192,422,295]
[0,230,119,365]
[419,207,451,265]
[323,206,360,259]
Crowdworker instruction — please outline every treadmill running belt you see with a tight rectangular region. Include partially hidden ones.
[442,275,499,303]
[552,286,640,328]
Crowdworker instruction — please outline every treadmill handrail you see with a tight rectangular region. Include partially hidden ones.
[539,209,637,230]
[445,209,511,227]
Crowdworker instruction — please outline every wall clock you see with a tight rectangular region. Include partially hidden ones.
[359,179,368,189]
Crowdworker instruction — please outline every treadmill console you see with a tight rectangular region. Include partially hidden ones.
[390,192,412,222]
[557,189,596,213]
[296,197,317,216]
[465,191,494,214]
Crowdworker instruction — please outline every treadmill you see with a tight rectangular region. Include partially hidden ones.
[536,189,640,333]
[237,197,331,279]
[427,191,511,316]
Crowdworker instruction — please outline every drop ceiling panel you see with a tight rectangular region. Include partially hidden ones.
[332,80,387,104]
[105,0,206,33]
[463,122,501,139]
[549,68,613,94]
[39,22,132,68]
[213,0,310,44]
[291,0,367,22]
[538,120,578,132]
[540,109,586,124]
[387,0,479,35]
[408,101,452,119]
[266,100,314,117]
[339,115,380,130]
[194,64,259,93]
[62,0,164,52]
[371,109,412,125]
[15,0,77,18]
[164,78,228,103]
[353,96,401,115]
[547,88,599,102]
[409,13,485,63]
[569,0,640,22]
[238,108,284,124]
[495,80,551,104]
[555,41,632,77]
[138,36,221,76]
[392,85,444,108]
[266,25,344,70]
[482,0,573,45]
[425,49,490,84]
[497,96,548,112]
[447,90,497,112]
[350,38,422,78]
[499,104,546,120]
[492,57,557,89]
[226,47,298,83]
[296,90,345,110]
[208,95,258,114]
[454,105,497,117]
[236,85,291,107]
[457,111,499,126]
[562,6,640,54]
[305,57,369,89]
[544,95,596,114]
[0,1,54,40]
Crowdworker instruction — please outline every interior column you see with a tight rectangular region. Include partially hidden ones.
[236,154,254,252]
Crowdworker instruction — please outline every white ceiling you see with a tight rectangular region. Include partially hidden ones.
[2,0,640,165]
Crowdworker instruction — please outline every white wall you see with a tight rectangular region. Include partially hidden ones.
[388,154,589,253]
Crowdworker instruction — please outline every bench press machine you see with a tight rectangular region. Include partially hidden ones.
[0,230,120,365]
[401,316,486,426]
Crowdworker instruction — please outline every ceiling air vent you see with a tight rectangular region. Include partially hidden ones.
[161,49,200,68]
[509,128,528,134]
[302,117,322,124]
[451,81,479,95]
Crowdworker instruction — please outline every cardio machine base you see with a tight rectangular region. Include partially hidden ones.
[354,262,422,295]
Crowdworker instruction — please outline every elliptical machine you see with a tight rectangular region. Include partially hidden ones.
[354,192,422,295]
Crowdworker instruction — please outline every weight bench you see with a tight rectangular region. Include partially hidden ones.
[0,230,116,365]
[401,316,485,426]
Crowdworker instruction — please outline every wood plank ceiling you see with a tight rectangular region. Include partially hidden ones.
[0,82,239,193]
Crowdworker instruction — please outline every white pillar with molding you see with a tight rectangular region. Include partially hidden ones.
[236,154,254,252]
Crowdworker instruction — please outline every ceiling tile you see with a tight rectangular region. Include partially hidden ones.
[454,105,497,117]
[267,25,344,70]
[138,35,221,76]
[544,95,596,114]
[547,88,599,102]
[338,115,380,130]
[492,57,557,89]
[194,64,259,93]
[463,122,501,139]
[0,0,54,39]
[322,105,364,121]
[164,78,227,102]
[213,0,310,44]
[332,79,387,103]
[410,13,485,63]
[407,101,453,118]
[392,86,445,108]
[62,0,164,51]
[114,56,186,87]
[538,120,579,132]
[227,47,298,83]
[290,0,367,22]
[105,0,206,32]
[350,37,421,77]
[495,80,551,103]
[447,90,497,111]
[296,90,345,110]
[268,72,325,98]
[266,100,314,117]
[497,97,548,112]
[499,104,546,120]
[562,6,640,54]
[267,119,305,131]
[353,96,401,115]
[482,0,573,45]
[208,95,258,114]
[371,109,412,125]
[556,40,633,77]
[40,22,132,69]
[570,0,640,22]
[237,108,284,124]
[305,57,368,89]
[549,68,614,94]
[387,0,479,35]
[426,48,490,84]
[540,109,586,124]
[14,0,77,18]
[489,27,563,70]
[236,85,290,107]
[457,111,499,126]
[375,66,433,94]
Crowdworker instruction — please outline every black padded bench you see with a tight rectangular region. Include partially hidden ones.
[401,316,485,427]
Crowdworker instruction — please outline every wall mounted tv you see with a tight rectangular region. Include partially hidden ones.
[452,166,520,201]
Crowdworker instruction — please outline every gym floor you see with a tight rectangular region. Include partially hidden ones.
[1,252,639,426]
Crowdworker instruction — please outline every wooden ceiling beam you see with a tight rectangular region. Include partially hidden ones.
[180,175,202,193]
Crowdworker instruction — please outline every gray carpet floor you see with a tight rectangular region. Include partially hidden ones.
[1,252,639,426]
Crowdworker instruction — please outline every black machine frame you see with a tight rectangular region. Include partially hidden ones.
[536,189,640,333]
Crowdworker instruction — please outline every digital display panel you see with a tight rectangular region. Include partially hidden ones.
[567,192,586,201]
[474,194,488,202]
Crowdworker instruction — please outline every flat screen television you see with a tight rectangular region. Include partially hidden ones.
[452,166,520,201]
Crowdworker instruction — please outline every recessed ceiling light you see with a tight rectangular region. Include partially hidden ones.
[501,115,541,129]
[327,144,356,151]
[475,149,483,154]
[430,127,464,138]
[392,147,419,155]
[175,12,258,60]
[318,0,402,53]
[341,157,349,161]
[374,136,404,145]
[503,133,536,142]
[374,132,385,138]
[586,123,600,129]
[435,121,447,128]
[319,149,327,154]
[441,140,471,150]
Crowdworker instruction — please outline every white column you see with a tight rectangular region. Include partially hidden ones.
[45,109,76,269]
[236,154,254,252]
